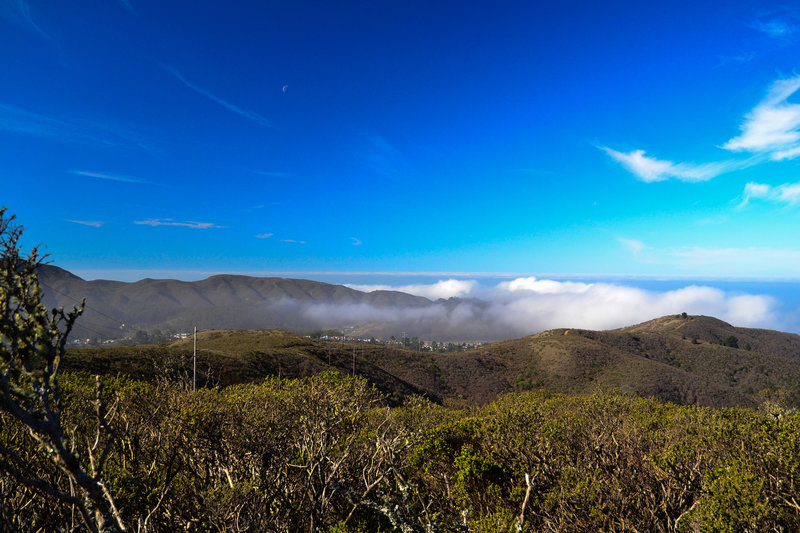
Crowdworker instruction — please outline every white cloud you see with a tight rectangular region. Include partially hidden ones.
[744,181,772,198]
[134,218,222,229]
[724,75,800,159]
[351,237,362,246]
[496,276,592,294]
[281,239,306,244]
[67,220,103,227]
[604,77,800,181]
[313,277,777,339]
[739,181,800,207]
[726,294,774,326]
[751,18,796,38]
[619,238,647,255]
[483,282,776,332]
[779,183,800,202]
[347,279,478,300]
[601,147,735,182]
[255,233,274,239]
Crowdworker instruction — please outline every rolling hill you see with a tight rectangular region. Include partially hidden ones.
[65,314,800,409]
[37,264,439,340]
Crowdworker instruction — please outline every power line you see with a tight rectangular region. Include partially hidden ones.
[68,320,108,340]
[39,281,125,326]
[37,281,135,341]
[38,280,203,343]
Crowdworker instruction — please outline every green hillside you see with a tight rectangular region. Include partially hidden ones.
[66,329,435,405]
[65,314,800,409]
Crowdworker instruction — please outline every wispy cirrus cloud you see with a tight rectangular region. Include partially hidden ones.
[600,147,741,182]
[610,237,800,278]
[751,18,796,39]
[70,170,149,184]
[0,102,67,139]
[739,181,800,207]
[163,65,273,128]
[619,237,648,255]
[1,0,52,40]
[723,75,800,160]
[716,51,757,67]
[603,76,800,183]
[672,246,800,268]
[134,218,223,229]
[0,102,149,149]
[280,239,306,244]
[351,237,362,246]
[632,243,800,277]
[118,0,135,13]
[67,220,103,228]
[255,233,274,239]
[360,133,406,177]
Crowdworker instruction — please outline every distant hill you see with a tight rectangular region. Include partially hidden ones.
[65,314,800,409]
[37,264,440,340]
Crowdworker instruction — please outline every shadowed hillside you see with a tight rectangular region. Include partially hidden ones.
[38,264,437,340]
[66,314,800,408]
[66,329,438,405]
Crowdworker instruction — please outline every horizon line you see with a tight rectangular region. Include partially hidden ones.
[62,267,800,284]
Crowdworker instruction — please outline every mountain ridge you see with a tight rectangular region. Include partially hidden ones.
[37,264,441,340]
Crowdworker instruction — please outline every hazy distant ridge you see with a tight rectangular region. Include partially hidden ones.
[38,264,446,340]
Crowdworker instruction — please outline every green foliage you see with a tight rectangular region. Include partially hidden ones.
[7,373,800,531]
[683,463,771,532]
[722,335,739,348]
[0,208,125,533]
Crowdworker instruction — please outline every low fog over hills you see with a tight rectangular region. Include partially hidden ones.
[40,264,779,343]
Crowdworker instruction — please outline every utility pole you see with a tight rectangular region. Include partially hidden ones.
[193,326,197,392]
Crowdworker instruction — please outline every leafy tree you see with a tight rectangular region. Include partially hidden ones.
[722,336,739,349]
[0,208,126,532]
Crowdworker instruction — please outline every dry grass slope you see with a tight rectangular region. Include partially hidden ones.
[65,315,800,408]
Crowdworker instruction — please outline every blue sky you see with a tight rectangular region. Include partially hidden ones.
[5,1,800,282]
